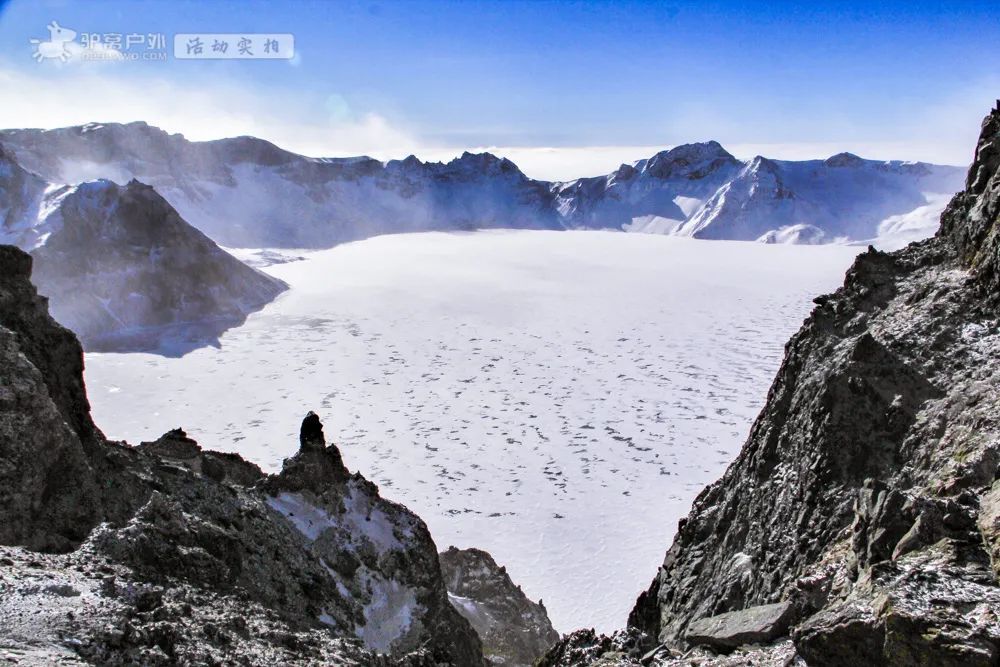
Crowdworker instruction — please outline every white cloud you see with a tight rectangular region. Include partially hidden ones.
[0,63,989,183]
[0,64,422,158]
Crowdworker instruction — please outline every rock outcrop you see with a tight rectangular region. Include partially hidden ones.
[440,546,560,666]
[0,246,103,552]
[539,104,1000,665]
[0,244,485,664]
[683,601,795,651]
[261,415,484,663]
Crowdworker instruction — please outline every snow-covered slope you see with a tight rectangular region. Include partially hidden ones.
[0,122,965,248]
[676,153,962,242]
[25,178,287,352]
[553,142,742,232]
[83,230,862,633]
[0,144,73,249]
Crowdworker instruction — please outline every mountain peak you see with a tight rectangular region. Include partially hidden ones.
[446,151,521,177]
[643,141,738,180]
[824,152,866,167]
[747,154,781,172]
[654,140,734,161]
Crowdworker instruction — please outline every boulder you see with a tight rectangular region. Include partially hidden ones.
[684,601,795,651]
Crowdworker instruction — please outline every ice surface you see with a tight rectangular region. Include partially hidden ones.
[84,230,861,633]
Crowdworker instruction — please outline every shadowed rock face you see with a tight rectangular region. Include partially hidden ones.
[440,546,560,666]
[539,105,1000,665]
[0,246,102,551]
[0,246,485,664]
[0,144,54,242]
[27,178,287,354]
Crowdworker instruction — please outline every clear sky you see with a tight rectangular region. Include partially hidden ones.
[0,0,997,179]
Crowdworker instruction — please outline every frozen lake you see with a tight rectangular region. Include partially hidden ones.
[84,230,861,633]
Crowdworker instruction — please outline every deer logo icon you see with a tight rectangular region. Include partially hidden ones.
[30,21,77,62]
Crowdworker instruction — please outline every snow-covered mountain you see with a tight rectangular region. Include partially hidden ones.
[0,122,560,247]
[0,122,965,248]
[0,165,286,352]
[672,151,961,243]
[553,141,743,232]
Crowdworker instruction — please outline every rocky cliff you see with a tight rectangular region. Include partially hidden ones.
[540,104,1000,665]
[440,547,560,666]
[0,247,485,664]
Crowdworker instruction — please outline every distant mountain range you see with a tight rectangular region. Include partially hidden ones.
[0,121,967,351]
[1,121,965,249]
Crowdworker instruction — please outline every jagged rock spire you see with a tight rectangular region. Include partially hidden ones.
[264,411,350,493]
[940,105,1000,292]
[299,410,326,451]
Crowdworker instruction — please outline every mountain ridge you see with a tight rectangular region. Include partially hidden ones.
[0,122,965,249]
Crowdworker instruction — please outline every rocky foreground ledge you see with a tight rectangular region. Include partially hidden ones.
[0,245,559,664]
[538,107,1000,666]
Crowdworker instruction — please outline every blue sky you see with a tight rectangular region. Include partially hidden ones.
[0,0,997,178]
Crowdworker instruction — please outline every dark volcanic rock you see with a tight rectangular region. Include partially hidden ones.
[138,427,201,459]
[0,543,446,666]
[0,246,102,551]
[536,629,615,667]
[0,246,99,448]
[136,427,264,486]
[265,412,351,491]
[440,546,560,666]
[683,601,795,651]
[300,410,327,451]
[0,248,486,664]
[614,103,1000,663]
[261,414,484,664]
